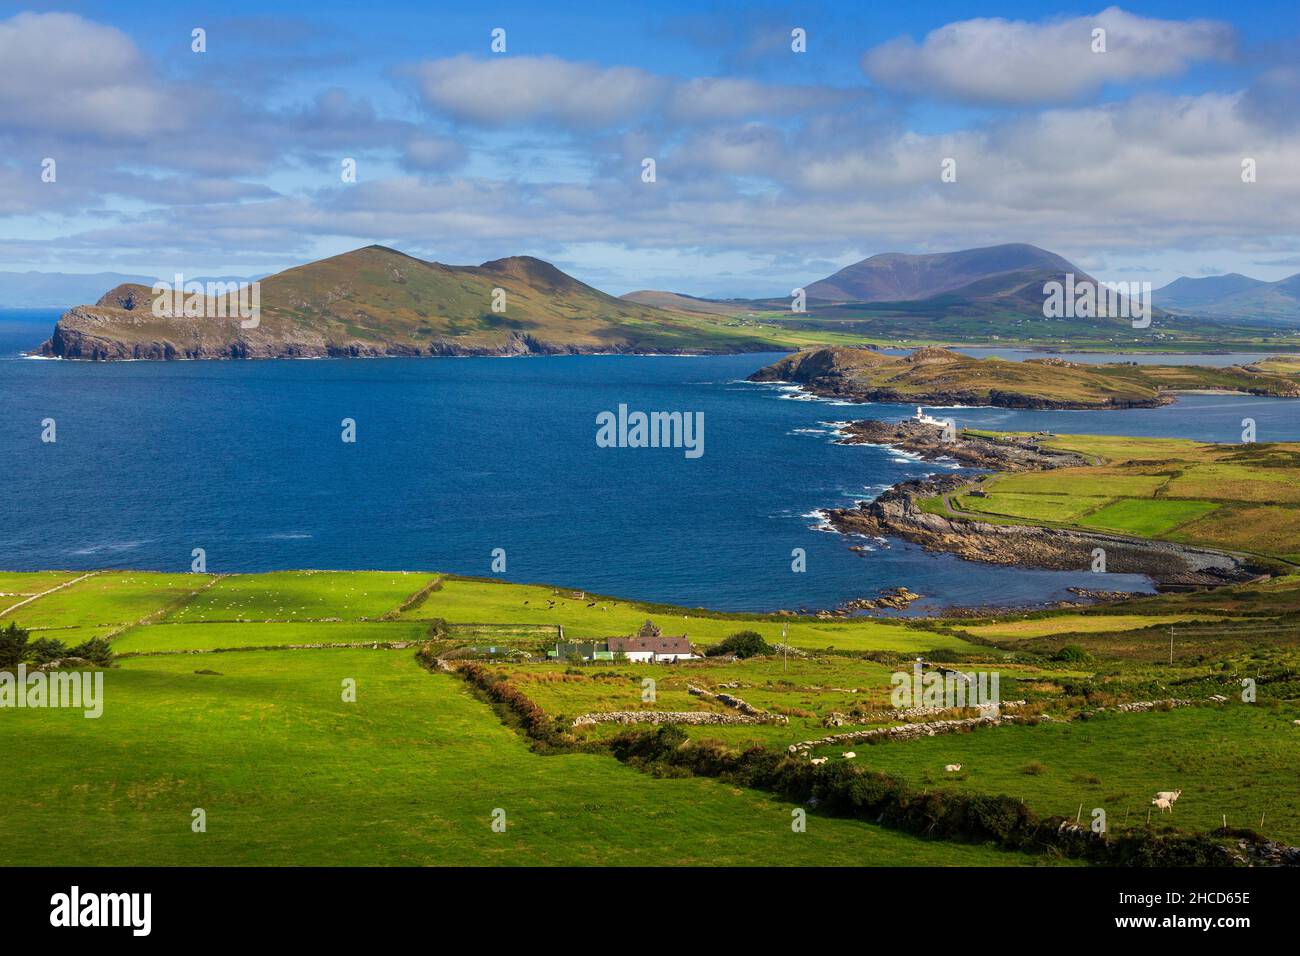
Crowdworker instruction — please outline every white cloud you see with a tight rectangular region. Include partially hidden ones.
[862,6,1235,104]
[0,12,183,138]
[412,55,664,127]
[412,55,861,128]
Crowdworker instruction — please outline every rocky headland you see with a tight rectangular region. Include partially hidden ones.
[824,419,1258,589]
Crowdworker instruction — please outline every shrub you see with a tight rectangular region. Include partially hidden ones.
[0,622,31,668]
[26,637,69,665]
[68,637,115,667]
[1020,760,1047,776]
[705,630,773,659]
[453,661,572,750]
[1052,645,1091,663]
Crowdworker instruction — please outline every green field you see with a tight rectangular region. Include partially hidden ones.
[959,612,1236,642]
[0,570,85,598]
[1,648,1040,866]
[926,434,1300,566]
[1,572,207,630]
[5,562,1298,866]
[164,571,438,622]
[392,575,978,654]
[112,620,435,653]
[1076,499,1221,536]
[818,706,1300,845]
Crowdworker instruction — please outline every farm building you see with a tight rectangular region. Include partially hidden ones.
[547,621,698,663]
[550,641,615,662]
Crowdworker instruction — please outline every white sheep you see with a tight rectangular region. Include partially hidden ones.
[1154,789,1182,803]
[810,756,828,766]
[842,751,856,759]
[1151,797,1173,813]
[945,763,962,772]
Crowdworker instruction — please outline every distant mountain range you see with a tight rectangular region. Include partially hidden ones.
[0,271,157,308]
[1153,272,1300,325]
[803,243,1079,303]
[626,243,1300,331]
[27,242,1300,359]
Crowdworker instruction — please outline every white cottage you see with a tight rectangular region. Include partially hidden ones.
[607,621,698,663]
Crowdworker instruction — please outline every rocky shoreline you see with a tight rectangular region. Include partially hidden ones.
[824,420,1258,589]
[38,322,771,361]
[835,419,1090,469]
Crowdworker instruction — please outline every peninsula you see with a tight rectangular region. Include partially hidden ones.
[749,346,1300,409]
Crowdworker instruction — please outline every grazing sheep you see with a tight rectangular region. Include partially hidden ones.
[945,764,962,772]
[810,756,828,766]
[842,751,856,759]
[1154,789,1182,804]
[1151,797,1173,813]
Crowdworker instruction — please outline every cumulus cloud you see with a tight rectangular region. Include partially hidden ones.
[412,55,664,127]
[411,55,862,128]
[0,12,183,138]
[0,8,1295,291]
[862,6,1235,104]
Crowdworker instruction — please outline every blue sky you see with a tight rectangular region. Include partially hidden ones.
[1,1,1297,295]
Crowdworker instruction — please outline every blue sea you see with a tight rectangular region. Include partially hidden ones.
[2,309,1296,614]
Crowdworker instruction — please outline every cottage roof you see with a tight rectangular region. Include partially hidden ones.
[608,635,693,655]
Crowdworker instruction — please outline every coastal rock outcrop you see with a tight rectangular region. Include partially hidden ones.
[824,419,1257,588]
[828,474,1252,587]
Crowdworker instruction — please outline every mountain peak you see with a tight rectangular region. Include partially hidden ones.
[806,243,1080,304]
[476,255,585,291]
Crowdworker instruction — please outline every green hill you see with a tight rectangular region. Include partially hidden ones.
[36,246,800,360]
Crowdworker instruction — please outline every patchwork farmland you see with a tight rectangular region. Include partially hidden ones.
[4,568,1299,865]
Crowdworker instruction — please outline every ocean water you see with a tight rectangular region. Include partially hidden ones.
[2,310,1296,613]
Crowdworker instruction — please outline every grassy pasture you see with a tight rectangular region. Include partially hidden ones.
[1,570,985,658]
[398,575,981,654]
[0,571,85,598]
[1,572,207,629]
[6,566,1299,864]
[1076,498,1221,536]
[0,649,1039,866]
[163,570,438,622]
[820,705,1300,845]
[489,656,1080,752]
[936,434,1300,564]
[113,620,435,653]
[956,493,1111,522]
[959,613,1236,643]
[1171,506,1300,562]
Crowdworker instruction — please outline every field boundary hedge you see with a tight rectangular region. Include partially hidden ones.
[606,725,1244,867]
